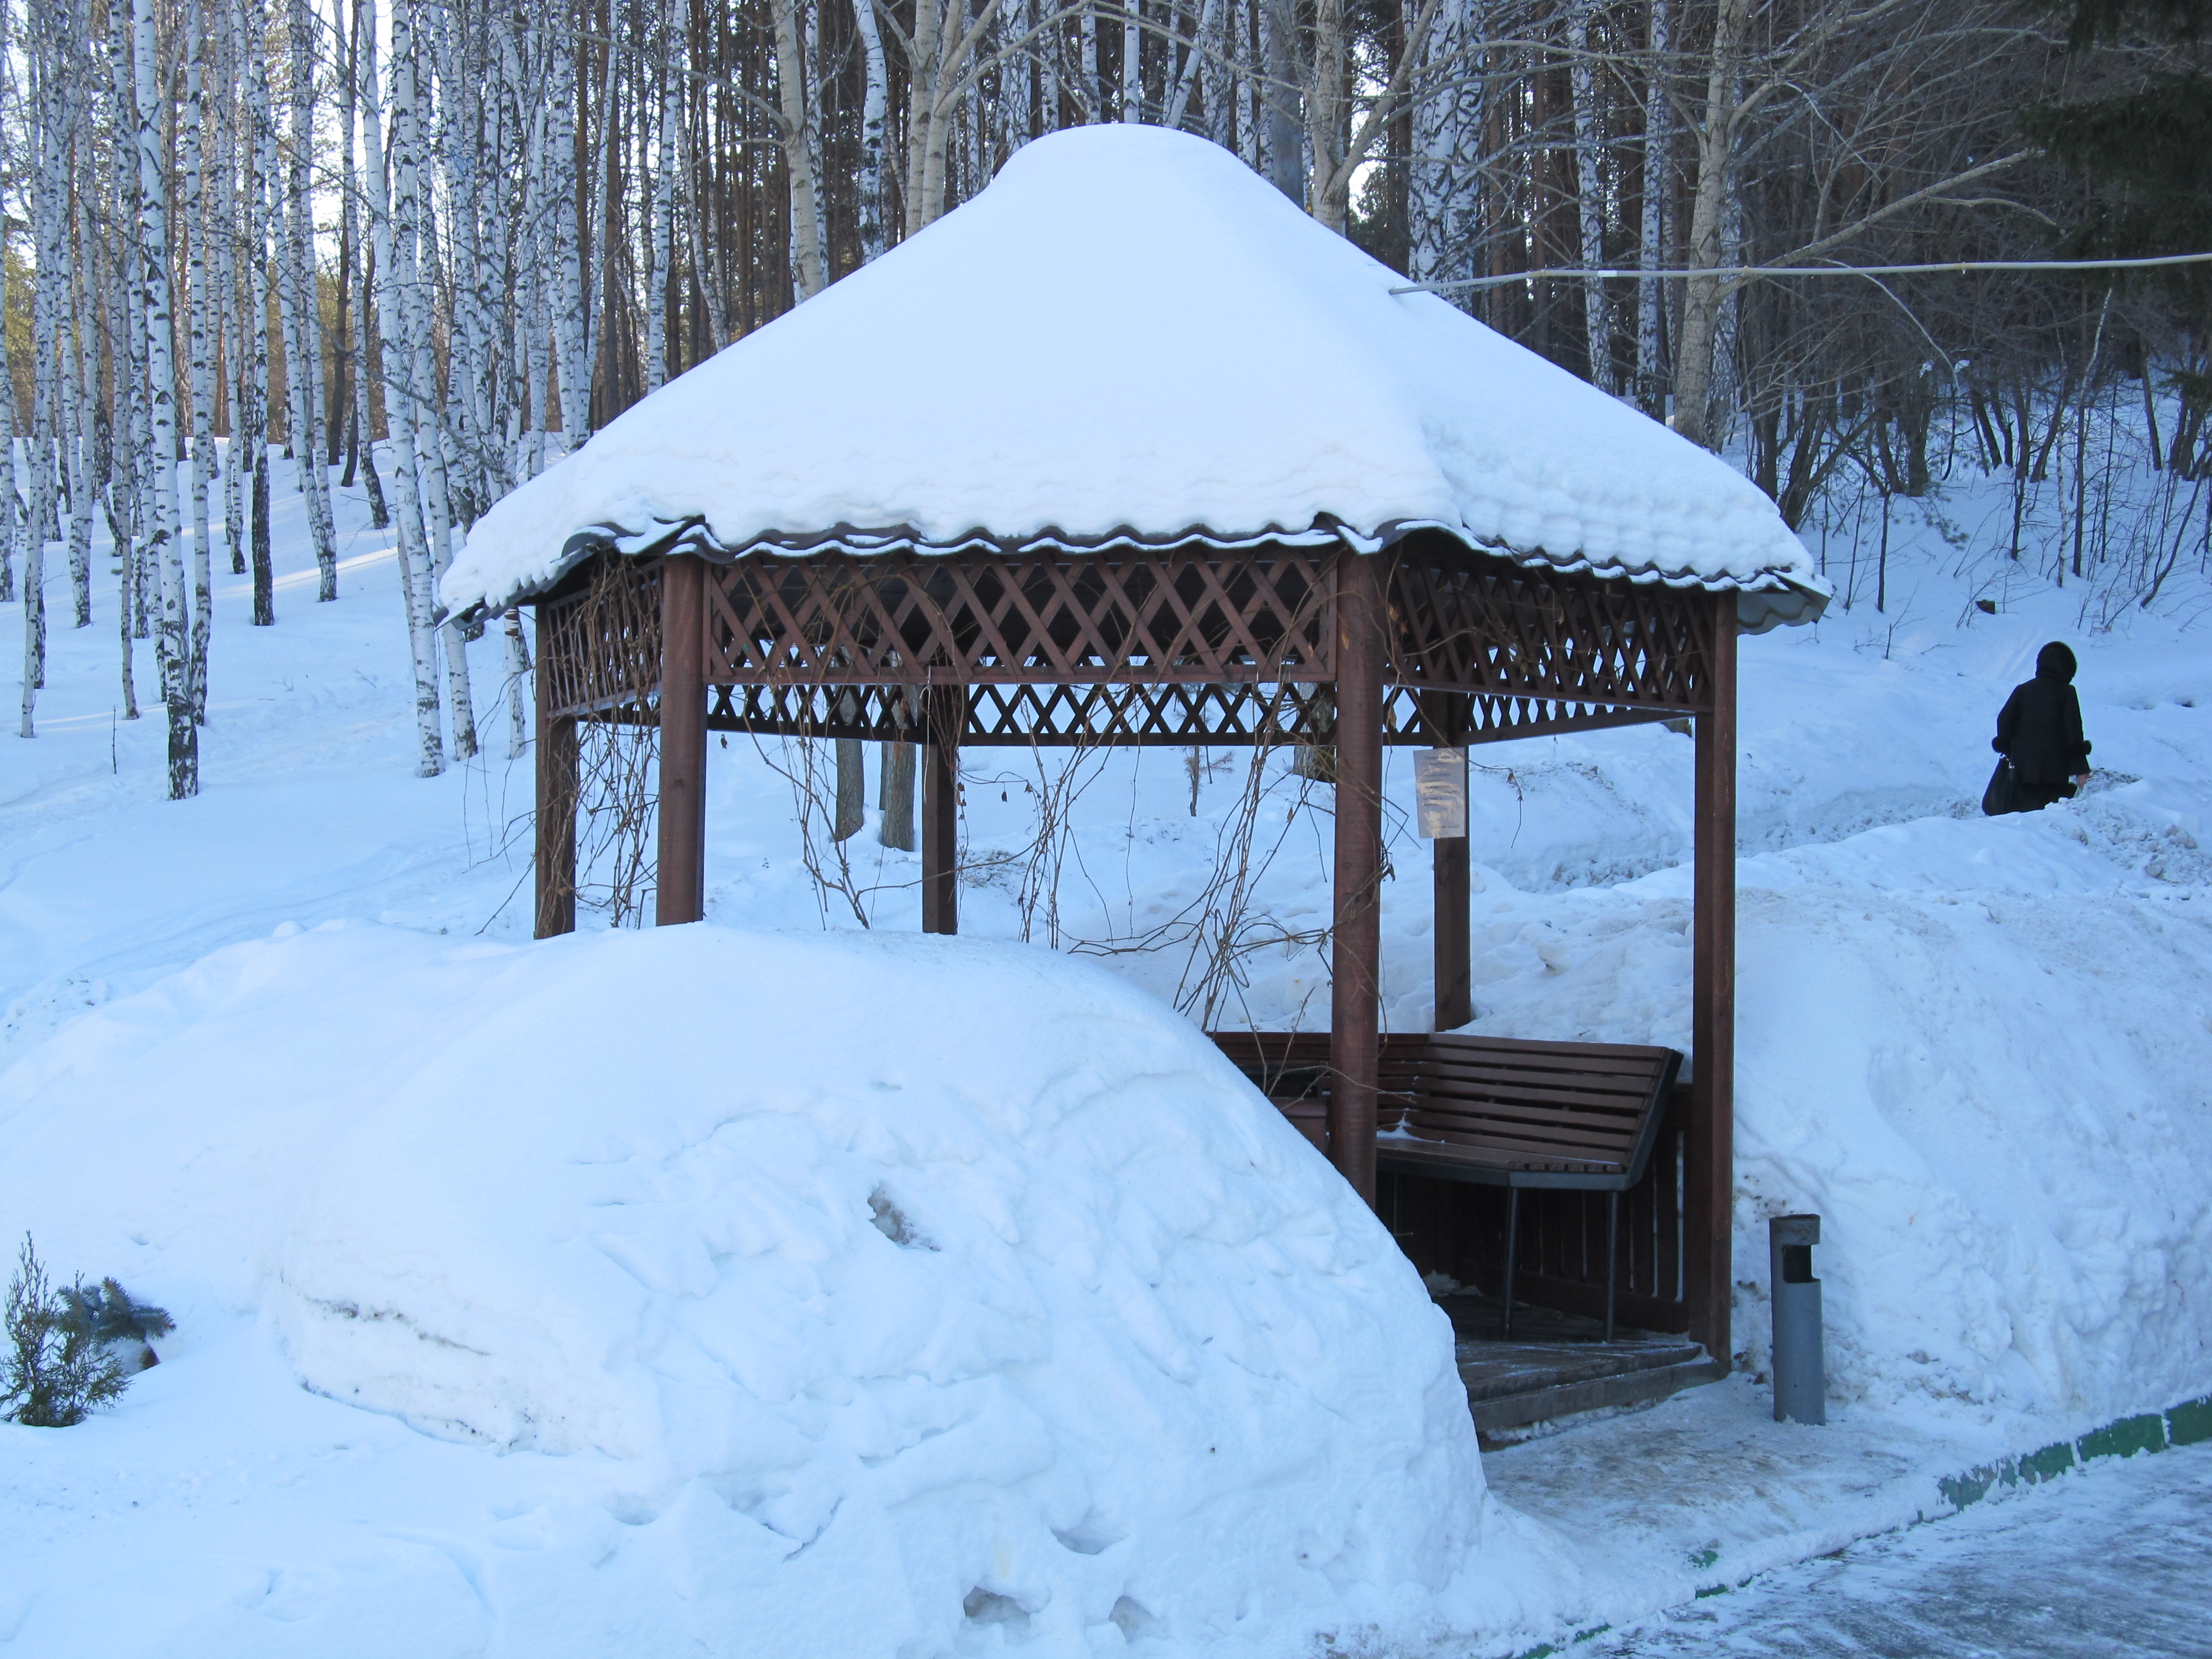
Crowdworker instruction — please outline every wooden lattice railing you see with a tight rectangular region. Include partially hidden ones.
[533,540,1724,738]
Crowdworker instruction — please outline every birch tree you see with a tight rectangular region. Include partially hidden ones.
[283,0,337,597]
[0,0,17,612]
[242,0,276,621]
[1410,0,1484,293]
[369,0,446,776]
[185,0,215,723]
[134,0,194,796]
[1635,0,1673,415]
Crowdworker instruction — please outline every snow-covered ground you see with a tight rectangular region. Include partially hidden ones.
[1582,1433,2212,1657]
[1,451,2208,1655]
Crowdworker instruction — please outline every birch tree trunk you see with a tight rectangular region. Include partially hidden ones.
[0,169,18,609]
[340,0,388,528]
[854,0,890,260]
[549,30,589,451]
[1635,0,1672,417]
[1672,0,1749,451]
[49,0,92,635]
[1410,0,1483,293]
[105,3,152,660]
[682,112,729,351]
[880,739,916,849]
[378,0,446,776]
[186,0,214,724]
[1260,0,1301,201]
[646,0,676,393]
[22,9,70,737]
[0,0,16,611]
[414,179,478,762]
[284,0,337,599]
[244,0,276,622]
[774,0,827,299]
[1121,0,1140,121]
[1569,0,1611,389]
[214,2,245,576]
[135,0,195,797]
[59,12,92,636]
[504,607,529,759]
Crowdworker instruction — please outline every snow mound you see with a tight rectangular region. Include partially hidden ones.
[1448,795,2212,1425]
[444,124,1817,616]
[1,922,1520,1655]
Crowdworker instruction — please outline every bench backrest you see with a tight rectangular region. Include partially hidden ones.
[1211,1030,1681,1187]
[1380,1034,1681,1186]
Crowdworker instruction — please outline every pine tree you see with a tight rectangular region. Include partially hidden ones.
[2,1238,129,1428]
[2025,0,2211,472]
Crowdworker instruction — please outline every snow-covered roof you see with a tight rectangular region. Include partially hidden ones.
[442,124,1827,625]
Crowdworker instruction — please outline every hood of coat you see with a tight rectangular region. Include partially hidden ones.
[2036,641,2078,682]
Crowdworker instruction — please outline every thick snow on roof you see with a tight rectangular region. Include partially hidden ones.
[442,124,1820,618]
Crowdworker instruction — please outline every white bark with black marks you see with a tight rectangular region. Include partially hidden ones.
[134,0,195,797]
[370,0,445,778]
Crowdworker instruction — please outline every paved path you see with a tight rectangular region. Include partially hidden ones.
[1584,1439,2212,1658]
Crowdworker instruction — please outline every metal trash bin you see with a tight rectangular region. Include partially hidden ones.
[1769,1213,1825,1425]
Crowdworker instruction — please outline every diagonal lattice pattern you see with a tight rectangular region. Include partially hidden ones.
[700,546,1335,685]
[536,543,1724,740]
[1385,537,1718,714]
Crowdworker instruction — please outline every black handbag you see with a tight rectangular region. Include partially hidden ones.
[1981,758,2018,816]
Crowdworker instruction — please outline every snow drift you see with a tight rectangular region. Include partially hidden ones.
[0,921,1532,1655]
[1449,780,2212,1424]
[443,124,1819,618]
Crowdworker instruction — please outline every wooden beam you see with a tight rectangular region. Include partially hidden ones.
[655,554,708,926]
[1687,592,1739,1366]
[1428,692,1472,1031]
[1329,552,1385,1207]
[534,610,577,939]
[921,685,961,934]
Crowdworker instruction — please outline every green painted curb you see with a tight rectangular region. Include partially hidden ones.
[1513,1390,2212,1658]
[2168,1397,2212,1447]
[2078,1412,2166,1463]
[1937,1390,2210,1514]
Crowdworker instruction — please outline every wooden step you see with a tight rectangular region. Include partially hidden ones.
[1469,1353,1725,1437]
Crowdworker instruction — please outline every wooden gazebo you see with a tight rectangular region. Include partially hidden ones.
[445,125,1827,1374]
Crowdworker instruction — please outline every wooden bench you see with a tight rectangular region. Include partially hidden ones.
[1212,1031,1682,1342]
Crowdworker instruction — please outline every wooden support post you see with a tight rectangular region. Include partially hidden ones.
[1688,592,1739,1366]
[1429,693,1472,1031]
[921,685,961,934]
[1329,551,1385,1207]
[533,605,577,940]
[655,555,708,926]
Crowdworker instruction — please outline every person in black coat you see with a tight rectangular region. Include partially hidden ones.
[1992,641,2092,812]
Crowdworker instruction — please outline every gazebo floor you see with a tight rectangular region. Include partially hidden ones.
[1434,1292,1725,1444]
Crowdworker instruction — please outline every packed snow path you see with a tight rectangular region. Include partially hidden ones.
[1583,1441,2212,1658]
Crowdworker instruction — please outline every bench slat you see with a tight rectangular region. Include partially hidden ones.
[1425,1033,1677,1063]
[1405,1082,1656,1118]
[1406,1101,1647,1138]
[1379,1135,1624,1173]
[1397,1124,1632,1164]
[1213,1030,1682,1195]
[1415,1055,1667,1086]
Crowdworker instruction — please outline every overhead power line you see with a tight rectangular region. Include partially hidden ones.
[1390,250,2212,296]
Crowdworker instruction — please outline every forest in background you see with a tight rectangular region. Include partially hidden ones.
[0,0,2205,800]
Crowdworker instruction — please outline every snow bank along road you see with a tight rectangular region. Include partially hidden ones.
[1,457,2209,1654]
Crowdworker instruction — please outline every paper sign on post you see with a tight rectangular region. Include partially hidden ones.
[1414,748,1467,839]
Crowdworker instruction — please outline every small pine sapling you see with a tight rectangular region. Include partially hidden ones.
[2,1236,156,1427]
[59,1275,175,1370]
